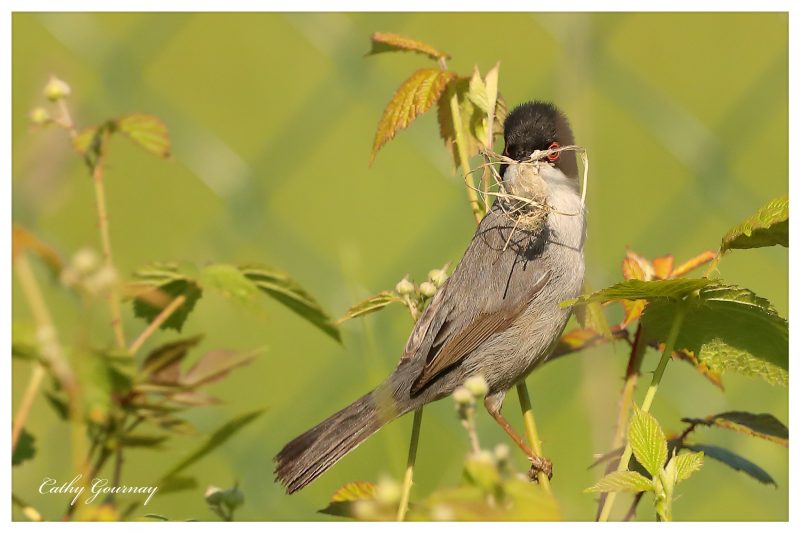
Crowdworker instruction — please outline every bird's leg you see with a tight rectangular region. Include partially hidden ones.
[484,396,553,480]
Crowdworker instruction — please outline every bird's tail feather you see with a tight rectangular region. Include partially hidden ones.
[274,389,395,494]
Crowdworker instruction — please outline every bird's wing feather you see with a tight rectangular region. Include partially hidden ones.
[402,208,550,394]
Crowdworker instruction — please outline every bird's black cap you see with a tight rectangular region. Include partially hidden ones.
[503,101,578,178]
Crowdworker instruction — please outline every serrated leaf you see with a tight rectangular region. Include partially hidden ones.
[549,327,627,360]
[620,299,646,328]
[682,411,787,446]
[628,407,668,477]
[12,429,36,466]
[585,471,653,494]
[131,263,203,332]
[183,349,258,388]
[162,409,264,478]
[12,225,63,275]
[319,481,377,518]
[337,290,403,323]
[642,284,788,386]
[141,336,202,383]
[671,250,717,278]
[371,68,455,164]
[200,263,259,305]
[467,66,490,113]
[580,278,714,304]
[651,255,674,279]
[367,32,449,60]
[681,444,775,486]
[721,195,788,252]
[240,264,341,343]
[623,249,654,280]
[671,451,704,482]
[116,113,171,158]
[437,77,484,172]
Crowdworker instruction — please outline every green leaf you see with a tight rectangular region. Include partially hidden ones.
[682,444,775,486]
[240,264,341,343]
[337,291,403,323]
[721,195,788,252]
[12,429,36,466]
[116,113,171,158]
[367,32,449,60]
[628,407,668,477]
[371,68,456,164]
[573,281,613,339]
[584,471,653,494]
[672,451,704,483]
[642,284,788,385]
[319,481,377,518]
[131,264,203,332]
[162,409,264,478]
[681,411,788,447]
[200,263,259,305]
[578,278,714,304]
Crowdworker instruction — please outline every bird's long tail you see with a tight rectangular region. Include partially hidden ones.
[274,388,401,494]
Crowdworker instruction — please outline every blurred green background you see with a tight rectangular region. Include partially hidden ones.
[12,12,788,521]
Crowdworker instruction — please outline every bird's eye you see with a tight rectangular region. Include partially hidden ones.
[547,142,560,161]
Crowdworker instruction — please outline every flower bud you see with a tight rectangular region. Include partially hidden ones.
[29,107,50,125]
[395,276,415,296]
[453,386,473,407]
[222,486,245,510]
[204,486,224,506]
[44,75,71,102]
[493,443,510,463]
[72,247,99,275]
[464,375,488,397]
[428,268,447,288]
[419,281,437,298]
[375,476,401,505]
[83,265,118,295]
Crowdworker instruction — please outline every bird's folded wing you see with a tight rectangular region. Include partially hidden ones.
[409,269,550,394]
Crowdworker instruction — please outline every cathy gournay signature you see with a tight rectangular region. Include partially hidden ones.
[39,475,158,506]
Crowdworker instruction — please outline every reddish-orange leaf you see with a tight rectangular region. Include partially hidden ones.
[672,250,718,278]
[550,327,628,361]
[370,68,455,164]
[620,299,646,328]
[651,255,674,279]
[12,224,63,275]
[622,249,653,280]
[367,32,450,61]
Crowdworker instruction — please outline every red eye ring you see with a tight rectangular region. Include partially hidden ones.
[547,142,560,161]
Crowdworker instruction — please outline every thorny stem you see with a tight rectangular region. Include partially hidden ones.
[128,294,187,355]
[397,408,423,521]
[91,141,126,349]
[595,324,647,519]
[598,302,688,521]
[13,254,84,470]
[516,382,551,493]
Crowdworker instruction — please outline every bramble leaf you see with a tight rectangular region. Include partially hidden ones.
[140,336,203,383]
[240,264,341,343]
[117,113,171,158]
[681,444,775,486]
[642,284,788,385]
[651,255,674,279]
[337,291,403,324]
[584,471,653,494]
[367,32,449,61]
[370,68,456,164]
[628,407,668,478]
[319,481,377,518]
[721,195,788,252]
[681,411,787,447]
[672,451,704,482]
[577,278,713,304]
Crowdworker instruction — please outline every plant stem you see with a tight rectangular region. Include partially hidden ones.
[128,294,186,355]
[396,408,423,521]
[597,303,687,521]
[91,145,126,350]
[595,324,646,519]
[448,87,483,224]
[516,382,551,493]
[13,254,83,470]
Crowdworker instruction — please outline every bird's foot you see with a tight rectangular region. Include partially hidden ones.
[527,455,553,482]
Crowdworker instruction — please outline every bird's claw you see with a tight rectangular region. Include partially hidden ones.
[527,455,553,482]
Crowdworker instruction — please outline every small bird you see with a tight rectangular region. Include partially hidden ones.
[275,101,586,494]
